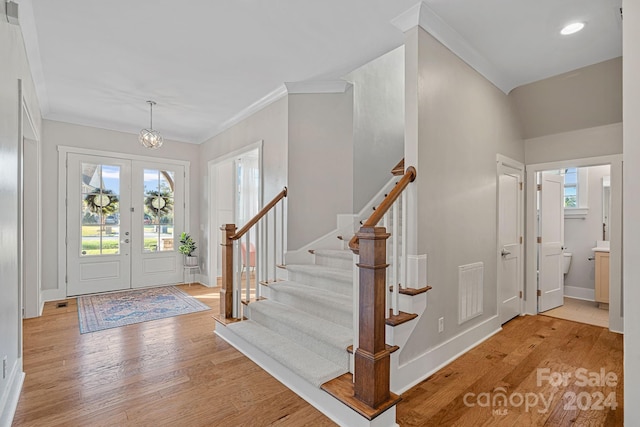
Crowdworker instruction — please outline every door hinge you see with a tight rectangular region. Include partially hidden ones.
[65,275,68,284]
[131,207,135,212]
[520,236,523,244]
[519,182,523,190]
[65,198,68,207]
[537,236,542,244]
[65,236,67,245]
[519,291,523,298]
[537,289,542,297]
[537,184,542,191]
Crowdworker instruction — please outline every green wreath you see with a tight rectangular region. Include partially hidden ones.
[84,189,119,216]
[144,190,174,217]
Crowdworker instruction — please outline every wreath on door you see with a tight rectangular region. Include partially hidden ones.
[144,189,173,217]
[84,189,119,216]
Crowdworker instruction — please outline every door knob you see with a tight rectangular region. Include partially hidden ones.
[501,248,511,257]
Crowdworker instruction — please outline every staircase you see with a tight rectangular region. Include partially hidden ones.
[226,249,354,387]
[214,165,418,427]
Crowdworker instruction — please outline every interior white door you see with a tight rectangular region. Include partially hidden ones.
[498,158,523,324]
[538,173,565,312]
[66,154,132,296]
[130,161,185,288]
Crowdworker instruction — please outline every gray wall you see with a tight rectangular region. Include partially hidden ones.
[524,123,622,165]
[401,27,524,363]
[40,121,201,294]
[346,46,405,213]
[199,96,288,281]
[287,91,354,250]
[0,11,42,423]
[511,57,622,139]
[564,165,610,292]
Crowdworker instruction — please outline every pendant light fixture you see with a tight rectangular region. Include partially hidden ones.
[139,100,163,149]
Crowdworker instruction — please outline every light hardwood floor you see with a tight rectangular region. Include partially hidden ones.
[14,285,623,426]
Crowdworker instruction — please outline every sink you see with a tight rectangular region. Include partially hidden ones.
[592,240,610,253]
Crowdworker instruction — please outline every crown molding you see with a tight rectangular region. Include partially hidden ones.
[284,80,352,94]
[198,84,288,143]
[391,1,515,94]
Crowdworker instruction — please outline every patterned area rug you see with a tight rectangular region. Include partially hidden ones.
[77,286,210,334]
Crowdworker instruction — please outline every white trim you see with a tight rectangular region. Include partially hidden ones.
[391,315,501,394]
[284,80,353,94]
[57,145,191,167]
[0,357,25,427]
[525,155,623,332]
[15,0,50,116]
[215,325,398,427]
[564,286,595,302]
[391,2,514,94]
[199,85,288,143]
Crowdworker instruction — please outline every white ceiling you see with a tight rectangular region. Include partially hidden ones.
[17,0,622,144]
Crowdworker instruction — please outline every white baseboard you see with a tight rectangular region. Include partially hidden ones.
[215,325,398,427]
[0,358,24,427]
[391,315,501,394]
[564,286,595,301]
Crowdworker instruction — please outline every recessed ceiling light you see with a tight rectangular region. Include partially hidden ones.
[560,22,585,35]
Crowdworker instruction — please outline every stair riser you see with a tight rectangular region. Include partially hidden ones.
[287,270,352,296]
[314,255,354,271]
[247,305,350,368]
[270,288,352,329]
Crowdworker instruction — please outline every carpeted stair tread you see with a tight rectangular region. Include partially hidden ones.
[246,299,352,366]
[285,264,352,296]
[268,281,352,328]
[227,320,347,387]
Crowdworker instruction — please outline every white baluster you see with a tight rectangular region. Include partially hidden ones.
[256,220,261,298]
[383,211,390,318]
[392,200,399,316]
[245,233,250,304]
[401,192,407,291]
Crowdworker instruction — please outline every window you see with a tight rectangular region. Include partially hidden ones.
[564,167,578,208]
[563,167,589,217]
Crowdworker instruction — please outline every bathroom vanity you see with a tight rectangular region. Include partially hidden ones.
[592,241,610,309]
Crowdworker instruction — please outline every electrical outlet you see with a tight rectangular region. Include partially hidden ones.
[438,317,444,333]
[2,356,7,379]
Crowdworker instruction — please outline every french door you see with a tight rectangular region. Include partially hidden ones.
[66,153,185,296]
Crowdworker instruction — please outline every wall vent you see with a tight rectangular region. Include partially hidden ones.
[458,262,484,324]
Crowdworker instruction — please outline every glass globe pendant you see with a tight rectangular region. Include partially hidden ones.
[139,100,163,149]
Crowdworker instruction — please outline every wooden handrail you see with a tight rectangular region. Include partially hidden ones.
[349,167,416,252]
[231,187,287,240]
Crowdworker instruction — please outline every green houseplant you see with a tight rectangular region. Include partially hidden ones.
[179,232,198,266]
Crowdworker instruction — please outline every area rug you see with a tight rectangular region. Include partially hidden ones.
[77,286,210,334]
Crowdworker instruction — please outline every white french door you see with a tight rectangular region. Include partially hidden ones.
[66,153,185,296]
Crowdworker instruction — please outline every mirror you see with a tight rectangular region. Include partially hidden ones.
[603,176,611,241]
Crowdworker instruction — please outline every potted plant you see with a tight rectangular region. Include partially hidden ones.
[179,232,198,266]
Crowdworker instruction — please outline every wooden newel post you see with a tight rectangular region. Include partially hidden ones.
[220,224,237,320]
[354,226,391,408]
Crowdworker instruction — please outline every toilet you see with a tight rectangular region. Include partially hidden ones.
[563,252,572,274]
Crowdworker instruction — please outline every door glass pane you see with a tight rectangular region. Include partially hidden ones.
[143,169,175,252]
[81,163,120,256]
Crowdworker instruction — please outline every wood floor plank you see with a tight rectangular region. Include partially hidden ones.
[14,287,623,426]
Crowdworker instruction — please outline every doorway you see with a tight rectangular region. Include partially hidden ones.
[209,142,262,279]
[525,155,623,332]
[63,151,187,296]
